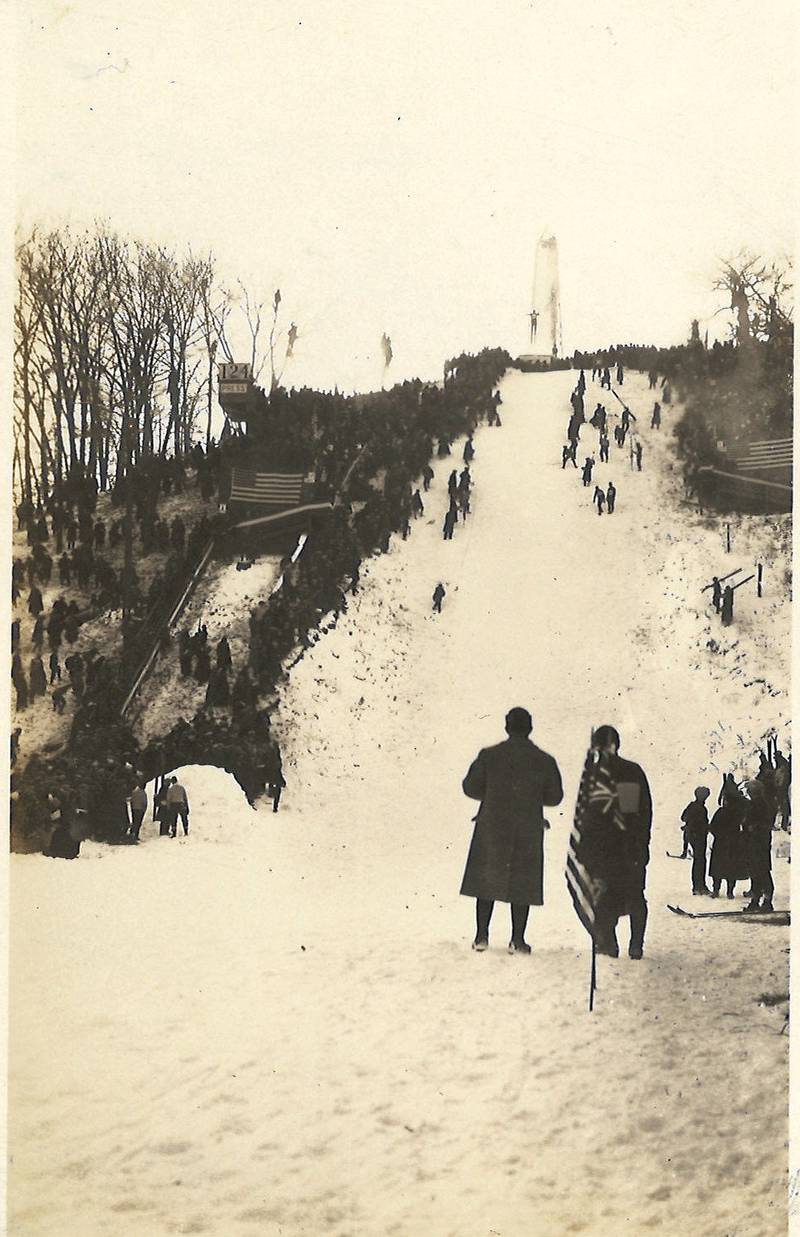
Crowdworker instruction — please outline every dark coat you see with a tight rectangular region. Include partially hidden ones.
[680,800,709,845]
[601,753,653,912]
[708,802,747,881]
[460,736,563,905]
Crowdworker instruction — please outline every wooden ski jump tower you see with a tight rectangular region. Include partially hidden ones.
[520,231,562,364]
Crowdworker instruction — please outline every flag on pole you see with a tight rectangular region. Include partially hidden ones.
[228,469,305,507]
[565,746,626,941]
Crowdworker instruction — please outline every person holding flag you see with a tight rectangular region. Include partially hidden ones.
[566,725,653,964]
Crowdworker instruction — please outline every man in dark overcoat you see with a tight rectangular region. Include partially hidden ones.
[461,707,563,954]
[591,725,653,959]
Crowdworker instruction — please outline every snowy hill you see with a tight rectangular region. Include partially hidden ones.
[9,368,790,1237]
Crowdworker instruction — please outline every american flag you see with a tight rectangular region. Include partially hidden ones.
[229,469,305,507]
[728,438,792,473]
[565,748,625,940]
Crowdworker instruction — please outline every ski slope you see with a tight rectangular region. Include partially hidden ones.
[9,369,791,1237]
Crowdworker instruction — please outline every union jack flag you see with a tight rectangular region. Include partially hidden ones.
[565,748,625,940]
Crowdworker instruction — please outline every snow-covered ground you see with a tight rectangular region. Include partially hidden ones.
[131,552,283,743]
[9,370,791,1237]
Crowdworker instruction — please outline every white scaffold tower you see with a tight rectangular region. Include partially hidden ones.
[523,231,562,362]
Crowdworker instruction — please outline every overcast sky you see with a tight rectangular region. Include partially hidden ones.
[15,0,797,391]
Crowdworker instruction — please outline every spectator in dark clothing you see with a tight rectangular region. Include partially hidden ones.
[45,811,81,860]
[562,445,577,469]
[681,787,711,894]
[432,582,446,613]
[461,707,563,954]
[709,786,746,898]
[49,652,61,684]
[742,782,775,911]
[581,457,595,487]
[29,656,47,699]
[421,464,434,492]
[14,671,28,712]
[28,586,44,618]
[635,442,643,472]
[216,636,233,670]
[606,482,617,513]
[721,585,734,626]
[651,402,661,429]
[32,615,45,651]
[592,486,606,515]
[443,508,456,540]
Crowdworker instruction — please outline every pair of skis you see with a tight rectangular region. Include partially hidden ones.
[667,904,789,925]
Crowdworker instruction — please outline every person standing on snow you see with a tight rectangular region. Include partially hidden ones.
[590,725,653,960]
[742,780,775,911]
[651,402,661,429]
[460,707,563,954]
[581,457,595,487]
[708,782,747,898]
[593,486,606,515]
[635,441,643,472]
[167,777,190,837]
[432,582,446,613]
[721,584,734,626]
[711,576,722,613]
[128,783,148,841]
[680,786,711,895]
[606,481,617,513]
[421,464,435,492]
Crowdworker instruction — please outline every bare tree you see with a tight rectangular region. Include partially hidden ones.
[714,251,793,346]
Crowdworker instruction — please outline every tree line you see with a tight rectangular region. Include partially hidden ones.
[13,225,293,509]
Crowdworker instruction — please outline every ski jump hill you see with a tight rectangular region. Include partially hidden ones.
[9,366,791,1237]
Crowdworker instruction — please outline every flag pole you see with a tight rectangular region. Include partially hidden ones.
[589,939,597,1012]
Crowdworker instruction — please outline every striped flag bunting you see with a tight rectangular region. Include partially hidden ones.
[728,438,792,473]
[229,469,305,507]
[565,747,625,941]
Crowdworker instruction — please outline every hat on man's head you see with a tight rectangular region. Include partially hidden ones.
[592,725,621,752]
[505,707,532,736]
